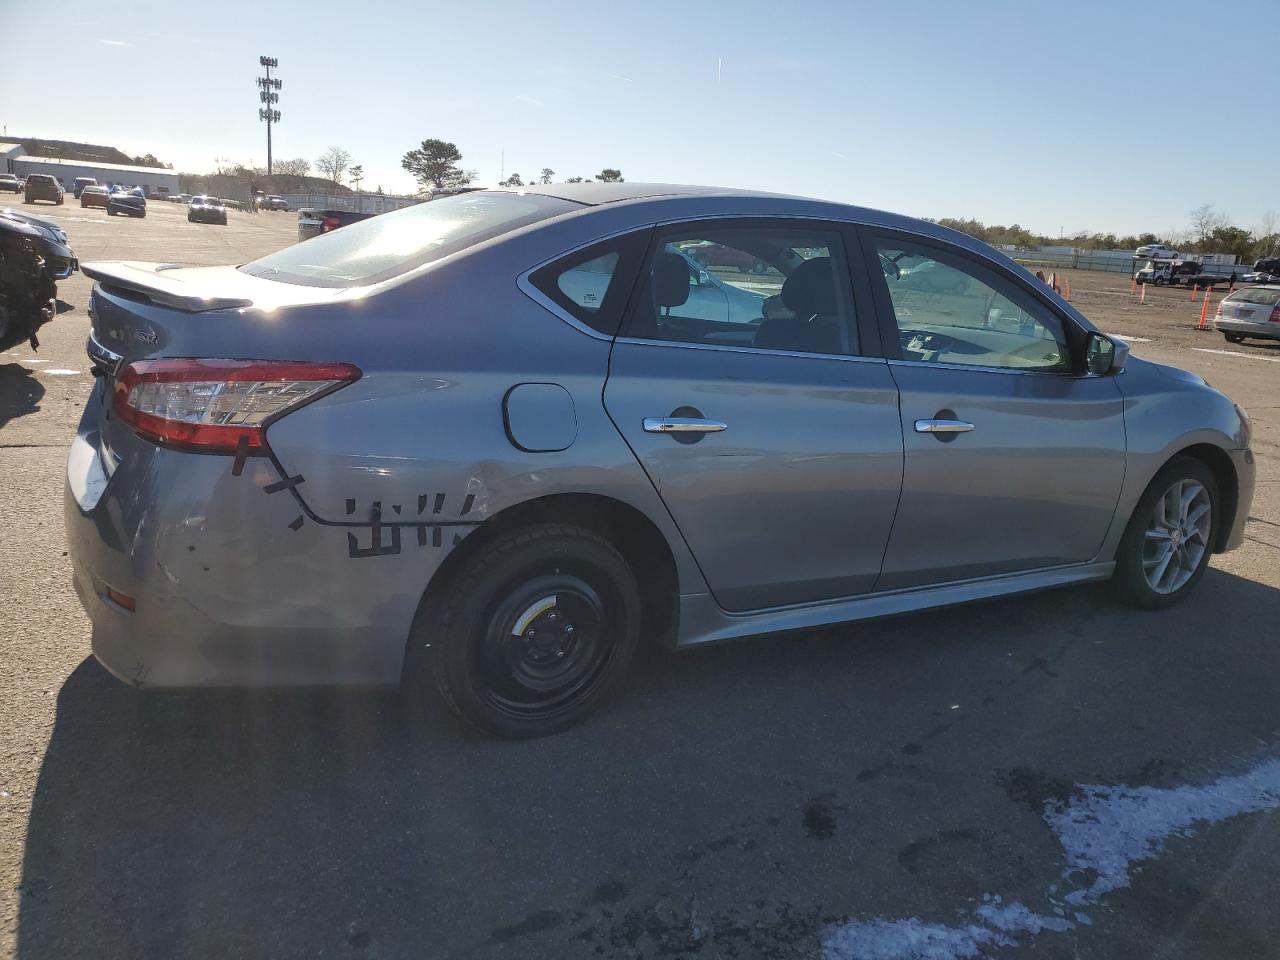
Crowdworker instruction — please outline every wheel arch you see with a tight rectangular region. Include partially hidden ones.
[1165,442,1239,552]
[406,492,680,670]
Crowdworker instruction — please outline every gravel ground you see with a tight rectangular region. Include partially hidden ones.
[2,203,1279,960]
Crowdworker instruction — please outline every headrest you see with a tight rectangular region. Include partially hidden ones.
[781,257,837,317]
[652,253,691,309]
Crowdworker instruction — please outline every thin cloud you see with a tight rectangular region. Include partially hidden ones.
[98,38,129,46]
[515,94,544,107]
[608,73,633,83]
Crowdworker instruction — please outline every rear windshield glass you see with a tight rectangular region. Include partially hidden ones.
[240,191,580,287]
[1229,288,1280,306]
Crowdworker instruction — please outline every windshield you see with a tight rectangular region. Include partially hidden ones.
[240,191,579,287]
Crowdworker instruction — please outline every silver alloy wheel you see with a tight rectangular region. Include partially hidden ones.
[1143,479,1212,594]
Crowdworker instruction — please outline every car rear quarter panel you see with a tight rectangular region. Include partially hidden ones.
[260,230,709,598]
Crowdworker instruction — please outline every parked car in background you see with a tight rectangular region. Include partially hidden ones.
[0,214,57,351]
[0,174,21,194]
[65,183,1254,738]
[297,207,374,241]
[262,194,289,210]
[0,208,78,279]
[222,198,243,211]
[73,177,98,199]
[80,185,110,209]
[1243,256,1280,284]
[1214,285,1280,343]
[187,195,228,225]
[1136,243,1179,259]
[107,187,146,218]
[23,174,64,205]
[683,240,769,273]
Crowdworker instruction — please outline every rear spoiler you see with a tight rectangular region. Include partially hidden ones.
[82,261,252,313]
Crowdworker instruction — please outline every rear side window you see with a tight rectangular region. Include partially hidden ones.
[240,191,581,288]
[528,231,649,336]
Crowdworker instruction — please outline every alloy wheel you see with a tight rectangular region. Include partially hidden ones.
[1142,479,1212,594]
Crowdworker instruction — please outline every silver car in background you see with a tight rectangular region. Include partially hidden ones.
[65,183,1254,738]
[1214,285,1280,343]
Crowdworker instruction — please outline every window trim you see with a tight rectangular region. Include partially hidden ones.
[857,226,1088,376]
[521,228,653,339]
[617,217,867,359]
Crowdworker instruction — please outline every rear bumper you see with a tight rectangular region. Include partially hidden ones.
[63,387,443,688]
[1214,319,1280,340]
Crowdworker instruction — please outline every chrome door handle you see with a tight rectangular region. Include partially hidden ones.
[643,417,727,434]
[914,418,974,434]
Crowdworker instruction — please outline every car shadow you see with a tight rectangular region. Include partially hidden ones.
[0,363,45,430]
[16,570,1280,959]
[54,299,74,315]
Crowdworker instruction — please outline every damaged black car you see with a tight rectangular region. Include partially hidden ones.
[0,214,60,352]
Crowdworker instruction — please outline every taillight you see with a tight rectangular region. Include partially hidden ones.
[112,359,360,453]
[322,216,340,232]
[1215,301,1223,319]
[1270,305,1280,323]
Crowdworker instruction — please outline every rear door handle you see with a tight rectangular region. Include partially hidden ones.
[914,418,974,434]
[643,417,727,434]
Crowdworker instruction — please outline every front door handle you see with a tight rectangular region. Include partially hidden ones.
[914,418,975,434]
[643,417,727,434]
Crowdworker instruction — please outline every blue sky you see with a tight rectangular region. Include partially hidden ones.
[2,0,1275,236]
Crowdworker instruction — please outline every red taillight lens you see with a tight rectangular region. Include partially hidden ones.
[1270,306,1280,323]
[112,359,360,452]
[322,216,340,232]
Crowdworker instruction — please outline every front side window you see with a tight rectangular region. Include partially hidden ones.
[624,224,857,355]
[874,240,1071,372]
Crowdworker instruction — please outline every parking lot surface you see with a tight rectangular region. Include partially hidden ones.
[2,200,1279,959]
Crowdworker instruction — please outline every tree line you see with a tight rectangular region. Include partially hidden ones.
[399,139,622,190]
[934,204,1278,262]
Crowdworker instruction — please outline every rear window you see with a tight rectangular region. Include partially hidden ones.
[1229,288,1280,306]
[240,191,580,287]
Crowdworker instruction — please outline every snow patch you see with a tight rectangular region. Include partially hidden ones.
[823,757,1280,959]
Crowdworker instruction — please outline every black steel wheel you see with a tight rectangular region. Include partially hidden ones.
[410,523,641,738]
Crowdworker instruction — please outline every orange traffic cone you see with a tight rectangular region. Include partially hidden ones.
[1130,276,1137,295]
[1064,278,1071,300]
[1190,284,1198,301]
[1198,293,1211,330]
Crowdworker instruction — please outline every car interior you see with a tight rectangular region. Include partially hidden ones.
[628,232,853,355]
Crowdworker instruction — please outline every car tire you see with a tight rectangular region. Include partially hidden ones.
[1111,457,1218,610]
[1224,333,1245,344]
[107,208,115,216]
[410,523,642,738]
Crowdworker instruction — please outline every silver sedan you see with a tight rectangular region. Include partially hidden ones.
[65,183,1254,737]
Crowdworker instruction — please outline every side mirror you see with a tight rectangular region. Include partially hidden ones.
[1087,332,1129,375]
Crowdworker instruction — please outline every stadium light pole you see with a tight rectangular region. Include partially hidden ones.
[256,56,282,176]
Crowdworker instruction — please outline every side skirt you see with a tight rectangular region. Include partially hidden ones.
[673,562,1115,648]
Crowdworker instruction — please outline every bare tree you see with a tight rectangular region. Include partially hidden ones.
[1260,209,1279,255]
[273,157,311,178]
[316,146,351,184]
[1189,204,1226,248]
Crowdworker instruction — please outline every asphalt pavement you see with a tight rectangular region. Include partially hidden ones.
[2,200,1280,960]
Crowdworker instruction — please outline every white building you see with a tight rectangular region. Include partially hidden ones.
[9,152,180,197]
